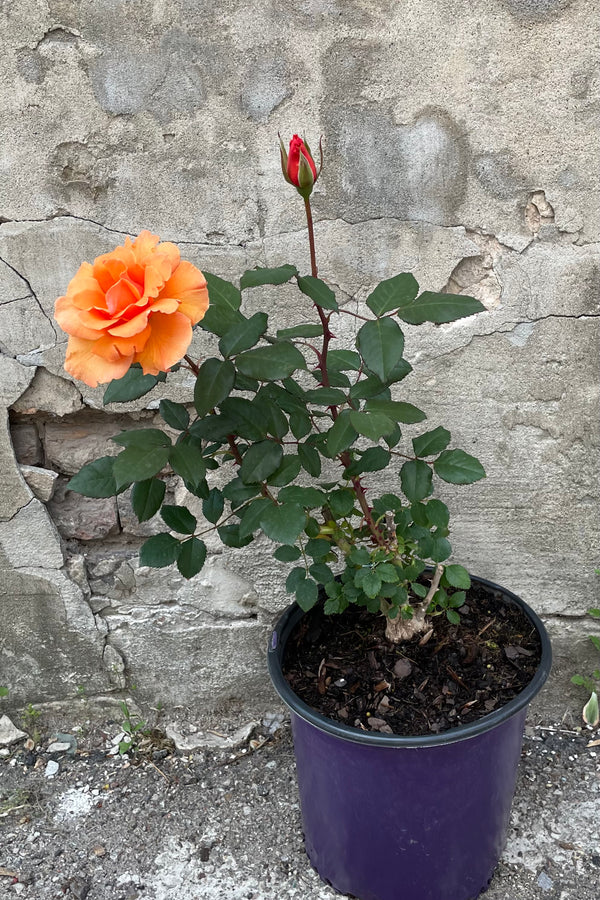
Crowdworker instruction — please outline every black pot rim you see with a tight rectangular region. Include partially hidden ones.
[267,573,552,748]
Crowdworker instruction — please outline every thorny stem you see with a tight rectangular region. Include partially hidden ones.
[303,195,386,549]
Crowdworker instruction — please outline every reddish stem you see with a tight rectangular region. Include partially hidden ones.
[184,354,200,376]
[302,198,385,549]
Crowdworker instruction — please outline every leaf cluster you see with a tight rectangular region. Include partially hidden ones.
[69,265,486,619]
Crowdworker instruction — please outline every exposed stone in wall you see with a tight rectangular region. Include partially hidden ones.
[0,0,599,727]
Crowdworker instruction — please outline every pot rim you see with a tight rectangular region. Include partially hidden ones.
[267,573,552,748]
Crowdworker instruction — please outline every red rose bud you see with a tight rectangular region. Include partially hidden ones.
[279,134,322,198]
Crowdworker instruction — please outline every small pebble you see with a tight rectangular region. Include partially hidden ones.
[537,871,554,892]
[45,760,59,778]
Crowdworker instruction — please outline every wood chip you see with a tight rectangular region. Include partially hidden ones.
[0,868,18,878]
[418,628,434,647]
[373,680,391,692]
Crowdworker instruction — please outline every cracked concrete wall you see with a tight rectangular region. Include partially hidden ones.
[0,0,599,724]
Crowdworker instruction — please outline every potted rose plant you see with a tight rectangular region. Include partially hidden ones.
[55,135,551,900]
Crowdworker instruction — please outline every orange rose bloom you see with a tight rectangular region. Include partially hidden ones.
[54,231,209,388]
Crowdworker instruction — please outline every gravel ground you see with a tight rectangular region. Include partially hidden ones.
[1,712,599,900]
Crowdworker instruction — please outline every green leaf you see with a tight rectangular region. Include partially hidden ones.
[355,568,382,599]
[425,499,450,529]
[356,318,405,381]
[327,490,355,518]
[349,375,389,401]
[161,504,197,534]
[159,399,190,431]
[571,675,587,686]
[217,524,253,548]
[444,564,471,590]
[366,273,419,316]
[286,567,306,593]
[364,399,426,423]
[304,387,347,405]
[169,443,206,490]
[219,312,268,358]
[222,477,260,508]
[240,265,298,289]
[413,426,451,457]
[397,291,486,325]
[326,409,358,456]
[253,396,289,440]
[276,323,323,340]
[202,488,224,524]
[296,578,319,611]
[267,455,301,486]
[400,459,433,502]
[349,410,396,440]
[140,533,181,567]
[220,397,267,441]
[113,445,171,491]
[236,342,306,381]
[297,275,338,310]
[277,486,327,508]
[590,636,600,652]
[201,273,243,337]
[344,446,391,476]
[377,563,400,584]
[446,609,461,625]
[430,537,452,562]
[238,498,273,539]
[68,457,117,498]
[305,538,331,560]
[273,544,302,562]
[194,358,236,417]
[112,428,171,449]
[189,414,235,442]
[327,349,361,371]
[289,410,311,440]
[239,440,283,484]
[448,590,467,608]
[103,365,166,404]
[177,537,207,579]
[260,502,306,544]
[131,478,166,522]
[434,450,486,484]
[298,442,322,476]
[588,608,600,618]
[309,563,334,584]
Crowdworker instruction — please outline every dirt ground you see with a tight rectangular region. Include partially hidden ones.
[1,708,599,900]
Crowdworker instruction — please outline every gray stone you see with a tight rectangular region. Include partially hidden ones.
[9,420,42,466]
[165,720,257,752]
[321,106,467,225]
[47,478,119,541]
[0,562,109,707]
[89,51,167,116]
[0,418,34,519]
[44,759,59,777]
[0,295,57,356]
[47,740,72,753]
[43,416,125,476]
[19,464,59,502]
[0,714,27,746]
[0,498,64,569]
[103,643,126,688]
[240,55,290,123]
[0,355,35,408]
[12,368,83,416]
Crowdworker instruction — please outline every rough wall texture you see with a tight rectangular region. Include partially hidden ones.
[0,0,599,725]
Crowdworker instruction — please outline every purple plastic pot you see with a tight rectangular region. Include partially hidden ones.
[268,574,552,900]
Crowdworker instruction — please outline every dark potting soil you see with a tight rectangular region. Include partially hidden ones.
[282,581,543,737]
